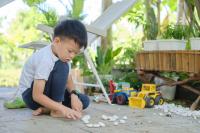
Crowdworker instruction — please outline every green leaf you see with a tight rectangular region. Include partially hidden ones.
[23,0,46,7]
[113,47,122,58]
[104,48,112,65]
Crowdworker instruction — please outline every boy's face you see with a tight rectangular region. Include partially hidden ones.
[53,37,80,62]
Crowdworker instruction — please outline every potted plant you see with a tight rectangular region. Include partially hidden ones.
[190,28,200,50]
[157,24,189,50]
[185,0,200,50]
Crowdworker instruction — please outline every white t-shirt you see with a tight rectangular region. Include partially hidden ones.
[18,44,71,95]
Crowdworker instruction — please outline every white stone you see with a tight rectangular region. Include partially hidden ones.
[154,103,200,119]
[107,115,118,122]
[113,115,119,120]
[102,115,108,120]
[82,115,91,121]
[119,119,126,124]
[98,122,105,127]
[81,115,91,124]
[122,116,128,120]
[159,113,164,116]
[93,124,101,128]
[83,120,89,124]
[86,124,93,128]
[108,117,116,122]
[114,122,119,126]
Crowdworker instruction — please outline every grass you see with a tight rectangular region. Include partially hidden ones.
[0,68,21,87]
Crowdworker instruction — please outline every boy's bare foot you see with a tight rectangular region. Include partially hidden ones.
[50,110,64,118]
[32,107,50,116]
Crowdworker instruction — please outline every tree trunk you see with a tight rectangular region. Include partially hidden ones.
[157,0,161,35]
[177,0,188,25]
[101,0,112,51]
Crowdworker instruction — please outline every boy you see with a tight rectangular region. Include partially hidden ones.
[15,19,89,119]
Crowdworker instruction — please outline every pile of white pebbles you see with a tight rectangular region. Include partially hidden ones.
[81,114,128,128]
[154,103,200,120]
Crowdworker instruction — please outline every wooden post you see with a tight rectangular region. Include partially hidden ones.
[190,96,200,110]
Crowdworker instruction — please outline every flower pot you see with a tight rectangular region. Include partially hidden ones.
[157,39,186,50]
[143,40,158,51]
[154,77,178,100]
[190,38,200,50]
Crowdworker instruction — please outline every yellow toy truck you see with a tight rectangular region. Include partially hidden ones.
[129,84,164,109]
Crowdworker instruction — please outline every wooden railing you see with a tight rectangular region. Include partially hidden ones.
[136,50,200,74]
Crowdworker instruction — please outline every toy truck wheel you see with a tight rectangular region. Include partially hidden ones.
[116,94,126,105]
[145,97,155,108]
[155,96,164,105]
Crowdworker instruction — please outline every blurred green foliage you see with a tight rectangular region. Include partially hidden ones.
[0,69,21,87]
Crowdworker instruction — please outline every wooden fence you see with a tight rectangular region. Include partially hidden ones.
[136,50,200,74]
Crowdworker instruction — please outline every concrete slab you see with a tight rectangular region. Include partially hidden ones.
[0,88,200,133]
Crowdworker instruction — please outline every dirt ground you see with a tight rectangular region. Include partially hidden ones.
[0,87,200,133]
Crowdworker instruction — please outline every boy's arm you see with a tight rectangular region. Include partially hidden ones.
[66,74,83,112]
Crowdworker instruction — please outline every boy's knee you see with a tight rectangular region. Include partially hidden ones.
[78,94,90,110]
[54,60,69,73]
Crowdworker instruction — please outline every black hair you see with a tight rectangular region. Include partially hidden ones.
[53,19,87,49]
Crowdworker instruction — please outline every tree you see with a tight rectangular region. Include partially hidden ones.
[127,0,178,40]
[0,8,46,68]
[185,0,200,37]
[101,0,112,51]
[67,0,86,20]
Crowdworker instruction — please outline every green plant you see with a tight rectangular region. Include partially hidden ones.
[67,0,86,20]
[127,1,158,40]
[115,71,142,90]
[115,39,142,69]
[161,24,191,40]
[185,0,200,38]
[192,27,200,37]
[0,69,21,87]
[159,72,189,81]
[95,46,122,75]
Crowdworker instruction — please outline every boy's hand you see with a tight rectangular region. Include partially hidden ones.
[61,106,82,120]
[71,94,83,112]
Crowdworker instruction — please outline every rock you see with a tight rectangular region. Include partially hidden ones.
[154,103,200,119]
[119,119,126,124]
[113,115,119,120]
[98,122,105,127]
[83,120,89,124]
[122,116,128,120]
[159,113,164,116]
[82,115,91,121]
[114,122,119,126]
[166,114,172,117]
[102,115,108,120]
[86,124,93,128]
[82,115,91,124]
[93,124,100,128]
